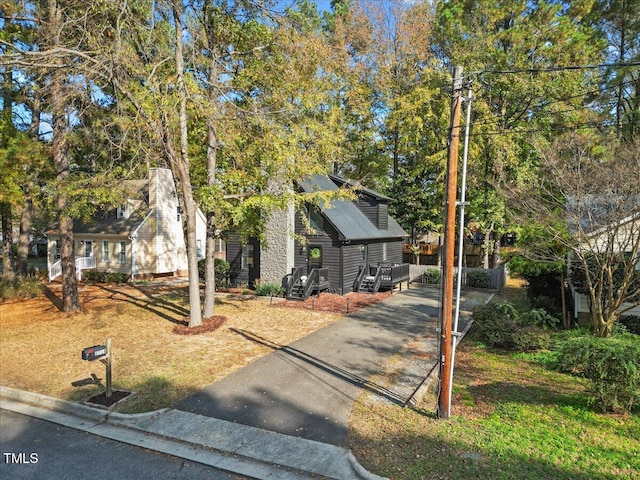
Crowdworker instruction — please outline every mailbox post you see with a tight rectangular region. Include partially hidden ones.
[81,338,112,398]
[105,338,112,397]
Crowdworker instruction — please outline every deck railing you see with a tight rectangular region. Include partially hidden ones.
[48,256,96,282]
[48,260,62,282]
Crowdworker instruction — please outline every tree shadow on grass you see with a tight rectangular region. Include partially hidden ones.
[42,284,64,312]
[96,285,189,325]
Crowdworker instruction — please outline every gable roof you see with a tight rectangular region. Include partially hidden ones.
[298,174,408,242]
[46,178,152,237]
[328,174,393,202]
[74,208,153,236]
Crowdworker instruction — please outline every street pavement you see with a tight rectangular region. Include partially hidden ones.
[0,409,245,480]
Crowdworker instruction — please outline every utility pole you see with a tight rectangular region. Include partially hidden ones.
[438,65,463,420]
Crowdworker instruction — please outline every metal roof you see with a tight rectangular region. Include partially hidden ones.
[299,174,408,242]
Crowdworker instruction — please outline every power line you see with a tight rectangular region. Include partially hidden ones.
[469,119,624,137]
[467,78,635,129]
[468,61,640,77]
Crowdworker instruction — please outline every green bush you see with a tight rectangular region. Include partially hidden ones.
[522,308,560,329]
[467,270,490,288]
[83,270,103,282]
[620,315,640,335]
[198,258,231,288]
[83,271,126,283]
[557,335,640,413]
[103,272,126,283]
[255,282,283,297]
[423,268,441,285]
[0,277,42,300]
[472,302,551,351]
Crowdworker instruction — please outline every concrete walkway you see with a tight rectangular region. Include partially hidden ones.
[176,286,488,446]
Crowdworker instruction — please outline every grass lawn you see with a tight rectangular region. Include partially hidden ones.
[0,281,342,413]
[348,281,640,480]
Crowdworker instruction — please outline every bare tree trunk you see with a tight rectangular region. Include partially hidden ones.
[17,197,33,276]
[49,0,80,312]
[482,222,493,269]
[1,203,15,280]
[202,18,220,319]
[172,2,201,327]
[560,269,569,330]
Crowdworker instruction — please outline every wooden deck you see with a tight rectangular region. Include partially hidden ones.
[355,263,410,294]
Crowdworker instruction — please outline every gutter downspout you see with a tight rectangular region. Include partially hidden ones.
[129,209,154,282]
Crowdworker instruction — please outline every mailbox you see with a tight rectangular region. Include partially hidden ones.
[82,345,108,361]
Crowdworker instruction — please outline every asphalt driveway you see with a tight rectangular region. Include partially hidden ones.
[176,286,488,446]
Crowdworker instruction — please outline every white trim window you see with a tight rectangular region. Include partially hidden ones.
[103,241,109,261]
[117,203,129,219]
[119,241,127,263]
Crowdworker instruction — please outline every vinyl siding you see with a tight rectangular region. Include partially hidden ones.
[341,243,366,294]
[294,209,342,291]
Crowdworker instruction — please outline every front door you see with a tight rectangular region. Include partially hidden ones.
[308,245,322,272]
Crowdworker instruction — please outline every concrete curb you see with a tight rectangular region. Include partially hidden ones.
[0,385,108,422]
[1,386,386,480]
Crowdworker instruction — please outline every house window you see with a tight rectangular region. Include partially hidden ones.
[242,244,254,269]
[103,241,109,261]
[119,241,126,263]
[55,240,61,259]
[117,204,129,219]
[360,245,366,260]
[83,240,93,257]
[382,242,387,261]
[308,207,324,233]
[197,239,203,259]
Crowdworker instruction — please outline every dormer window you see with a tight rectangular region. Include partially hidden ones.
[117,203,129,219]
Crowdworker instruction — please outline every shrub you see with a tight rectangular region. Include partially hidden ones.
[83,270,103,282]
[103,272,126,284]
[467,270,490,289]
[472,302,551,351]
[0,277,42,300]
[557,335,640,413]
[522,308,560,329]
[198,258,231,288]
[620,315,640,335]
[84,271,126,283]
[423,268,441,285]
[255,282,283,297]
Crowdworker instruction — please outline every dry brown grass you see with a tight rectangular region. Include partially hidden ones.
[0,282,342,413]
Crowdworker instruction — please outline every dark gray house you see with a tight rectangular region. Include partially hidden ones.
[227,174,409,297]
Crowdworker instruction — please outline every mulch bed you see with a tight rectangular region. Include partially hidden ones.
[169,292,391,335]
[277,291,392,314]
[173,315,227,335]
[85,390,132,408]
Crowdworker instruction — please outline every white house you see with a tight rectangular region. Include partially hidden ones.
[571,212,640,319]
[46,168,209,281]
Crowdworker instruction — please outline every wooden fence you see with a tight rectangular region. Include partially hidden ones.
[412,265,506,290]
